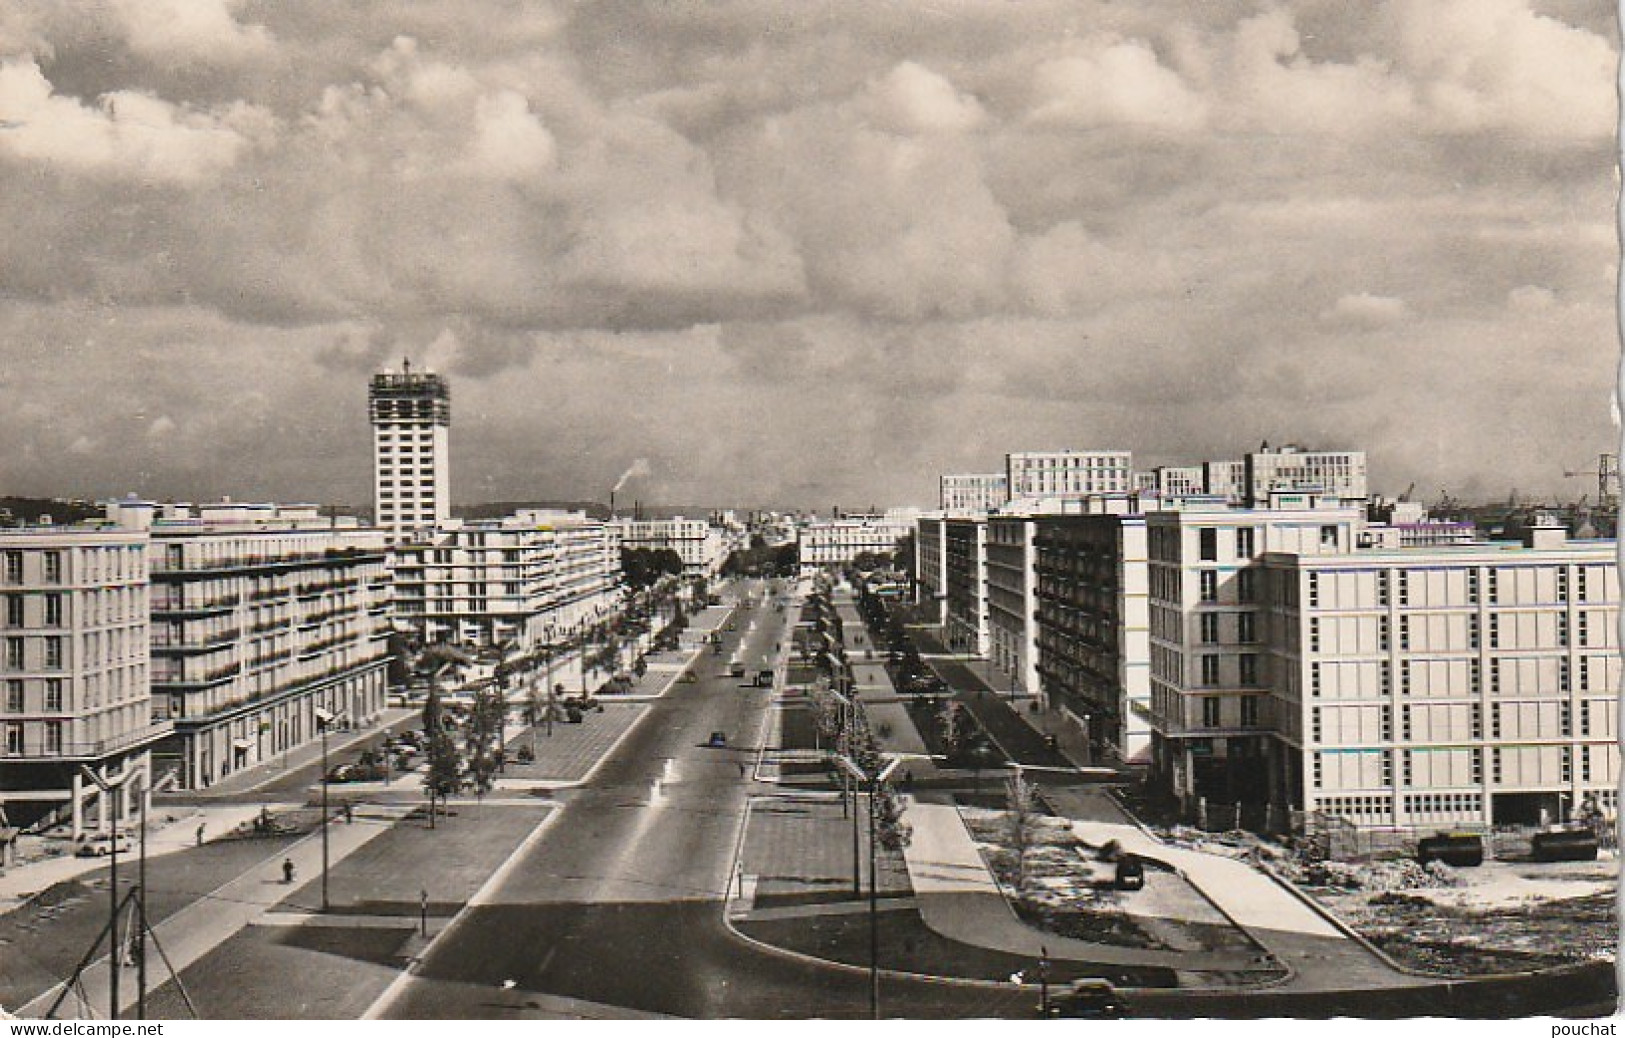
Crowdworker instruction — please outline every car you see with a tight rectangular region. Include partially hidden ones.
[1041,979,1128,1019]
[707,731,728,747]
[325,763,355,782]
[76,832,133,857]
[1115,854,1146,890]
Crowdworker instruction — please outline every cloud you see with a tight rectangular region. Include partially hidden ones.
[858,61,986,134]
[108,0,272,66]
[1027,38,1208,130]
[147,415,177,439]
[470,90,556,177]
[1321,293,1412,327]
[0,57,258,182]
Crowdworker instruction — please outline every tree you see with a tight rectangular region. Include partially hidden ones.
[421,687,463,828]
[1005,769,1039,888]
[938,701,972,760]
[621,547,685,589]
[466,687,507,797]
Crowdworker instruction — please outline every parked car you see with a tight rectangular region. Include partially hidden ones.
[1041,979,1128,1019]
[1115,854,1146,890]
[76,832,133,858]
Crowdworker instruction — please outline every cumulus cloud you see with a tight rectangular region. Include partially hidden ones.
[858,61,986,134]
[0,1,1613,508]
[1028,38,1208,130]
[109,0,272,66]
[0,58,257,182]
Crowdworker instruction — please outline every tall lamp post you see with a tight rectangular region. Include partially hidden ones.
[78,765,131,1021]
[314,707,347,913]
[831,754,905,1020]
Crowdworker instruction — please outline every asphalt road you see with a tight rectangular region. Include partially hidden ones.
[372,581,1029,1019]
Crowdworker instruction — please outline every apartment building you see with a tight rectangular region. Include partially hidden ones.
[1245,445,1368,506]
[797,515,913,570]
[939,473,1009,513]
[915,515,948,626]
[0,527,165,835]
[1006,450,1134,499]
[1146,502,1365,806]
[611,516,726,576]
[120,500,392,792]
[391,511,620,649]
[1032,514,1153,762]
[1204,460,1247,503]
[944,517,989,656]
[1265,518,1619,830]
[370,363,452,544]
[986,517,1038,697]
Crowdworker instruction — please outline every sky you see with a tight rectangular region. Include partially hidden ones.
[0,0,1617,512]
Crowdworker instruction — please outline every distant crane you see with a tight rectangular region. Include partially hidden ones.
[1563,453,1619,510]
[1399,482,1415,502]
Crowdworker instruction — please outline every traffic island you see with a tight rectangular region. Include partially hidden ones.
[496,702,650,787]
[729,794,1179,989]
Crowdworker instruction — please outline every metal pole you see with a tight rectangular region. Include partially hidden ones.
[321,721,330,912]
[868,779,879,1020]
[137,783,147,1020]
[109,790,119,1021]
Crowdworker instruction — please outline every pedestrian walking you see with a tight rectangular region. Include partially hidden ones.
[282,858,296,884]
[195,822,206,846]
[343,802,354,824]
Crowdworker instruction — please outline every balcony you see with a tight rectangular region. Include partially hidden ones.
[0,721,173,762]
[151,629,241,655]
[152,662,242,691]
[151,595,240,618]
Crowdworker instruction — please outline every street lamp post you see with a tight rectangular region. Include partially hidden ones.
[831,754,905,1020]
[315,707,346,913]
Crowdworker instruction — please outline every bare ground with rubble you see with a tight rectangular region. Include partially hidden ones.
[1147,823,1619,977]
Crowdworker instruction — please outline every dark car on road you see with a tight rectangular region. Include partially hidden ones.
[1041,979,1128,1018]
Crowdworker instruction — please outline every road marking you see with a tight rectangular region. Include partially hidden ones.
[361,803,564,1019]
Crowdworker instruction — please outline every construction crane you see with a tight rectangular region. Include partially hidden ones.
[1563,453,1619,510]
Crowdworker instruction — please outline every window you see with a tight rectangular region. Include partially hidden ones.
[1577,566,1589,601]
[1487,568,1499,604]
[1311,707,1323,741]
[1199,528,1218,561]
[1236,569,1256,603]
[1397,571,1409,607]
[4,596,21,627]
[1380,660,1392,695]
[1578,611,1589,647]
[1470,703,1481,739]
[1309,617,1321,653]
[1401,660,1411,695]
[3,552,21,584]
[1557,568,1569,601]
[1557,613,1569,647]
[1468,614,1479,650]
[44,637,61,669]
[1403,704,1414,739]
[42,552,61,584]
[1382,704,1393,741]
[4,680,21,712]
[1308,572,1320,608]
[1239,653,1259,685]
[3,723,21,754]
[1199,571,1218,602]
[1202,697,1221,727]
[44,679,61,712]
[1240,695,1260,726]
[1377,570,1390,607]
[1199,614,1220,644]
[1320,525,1339,547]
[5,637,22,669]
[1488,612,1499,649]
[1310,661,1321,697]
[1237,613,1256,643]
[1379,615,1390,651]
[1398,615,1410,650]
[1467,569,1479,604]
[1235,527,1256,558]
[44,594,61,627]
[1200,655,1220,686]
[44,721,61,754]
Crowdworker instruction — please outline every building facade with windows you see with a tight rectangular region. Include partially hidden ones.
[985,517,1038,697]
[121,501,392,792]
[939,473,1009,513]
[1204,460,1247,503]
[1006,450,1134,499]
[796,516,913,570]
[391,511,620,649]
[944,517,989,656]
[611,517,726,576]
[1245,445,1368,506]
[1146,503,1364,806]
[915,515,948,626]
[0,527,165,835]
[1032,514,1153,762]
[370,363,451,544]
[1264,519,1620,831]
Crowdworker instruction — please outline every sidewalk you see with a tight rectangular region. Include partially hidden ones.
[17,804,413,1019]
[0,802,286,912]
[176,708,419,799]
